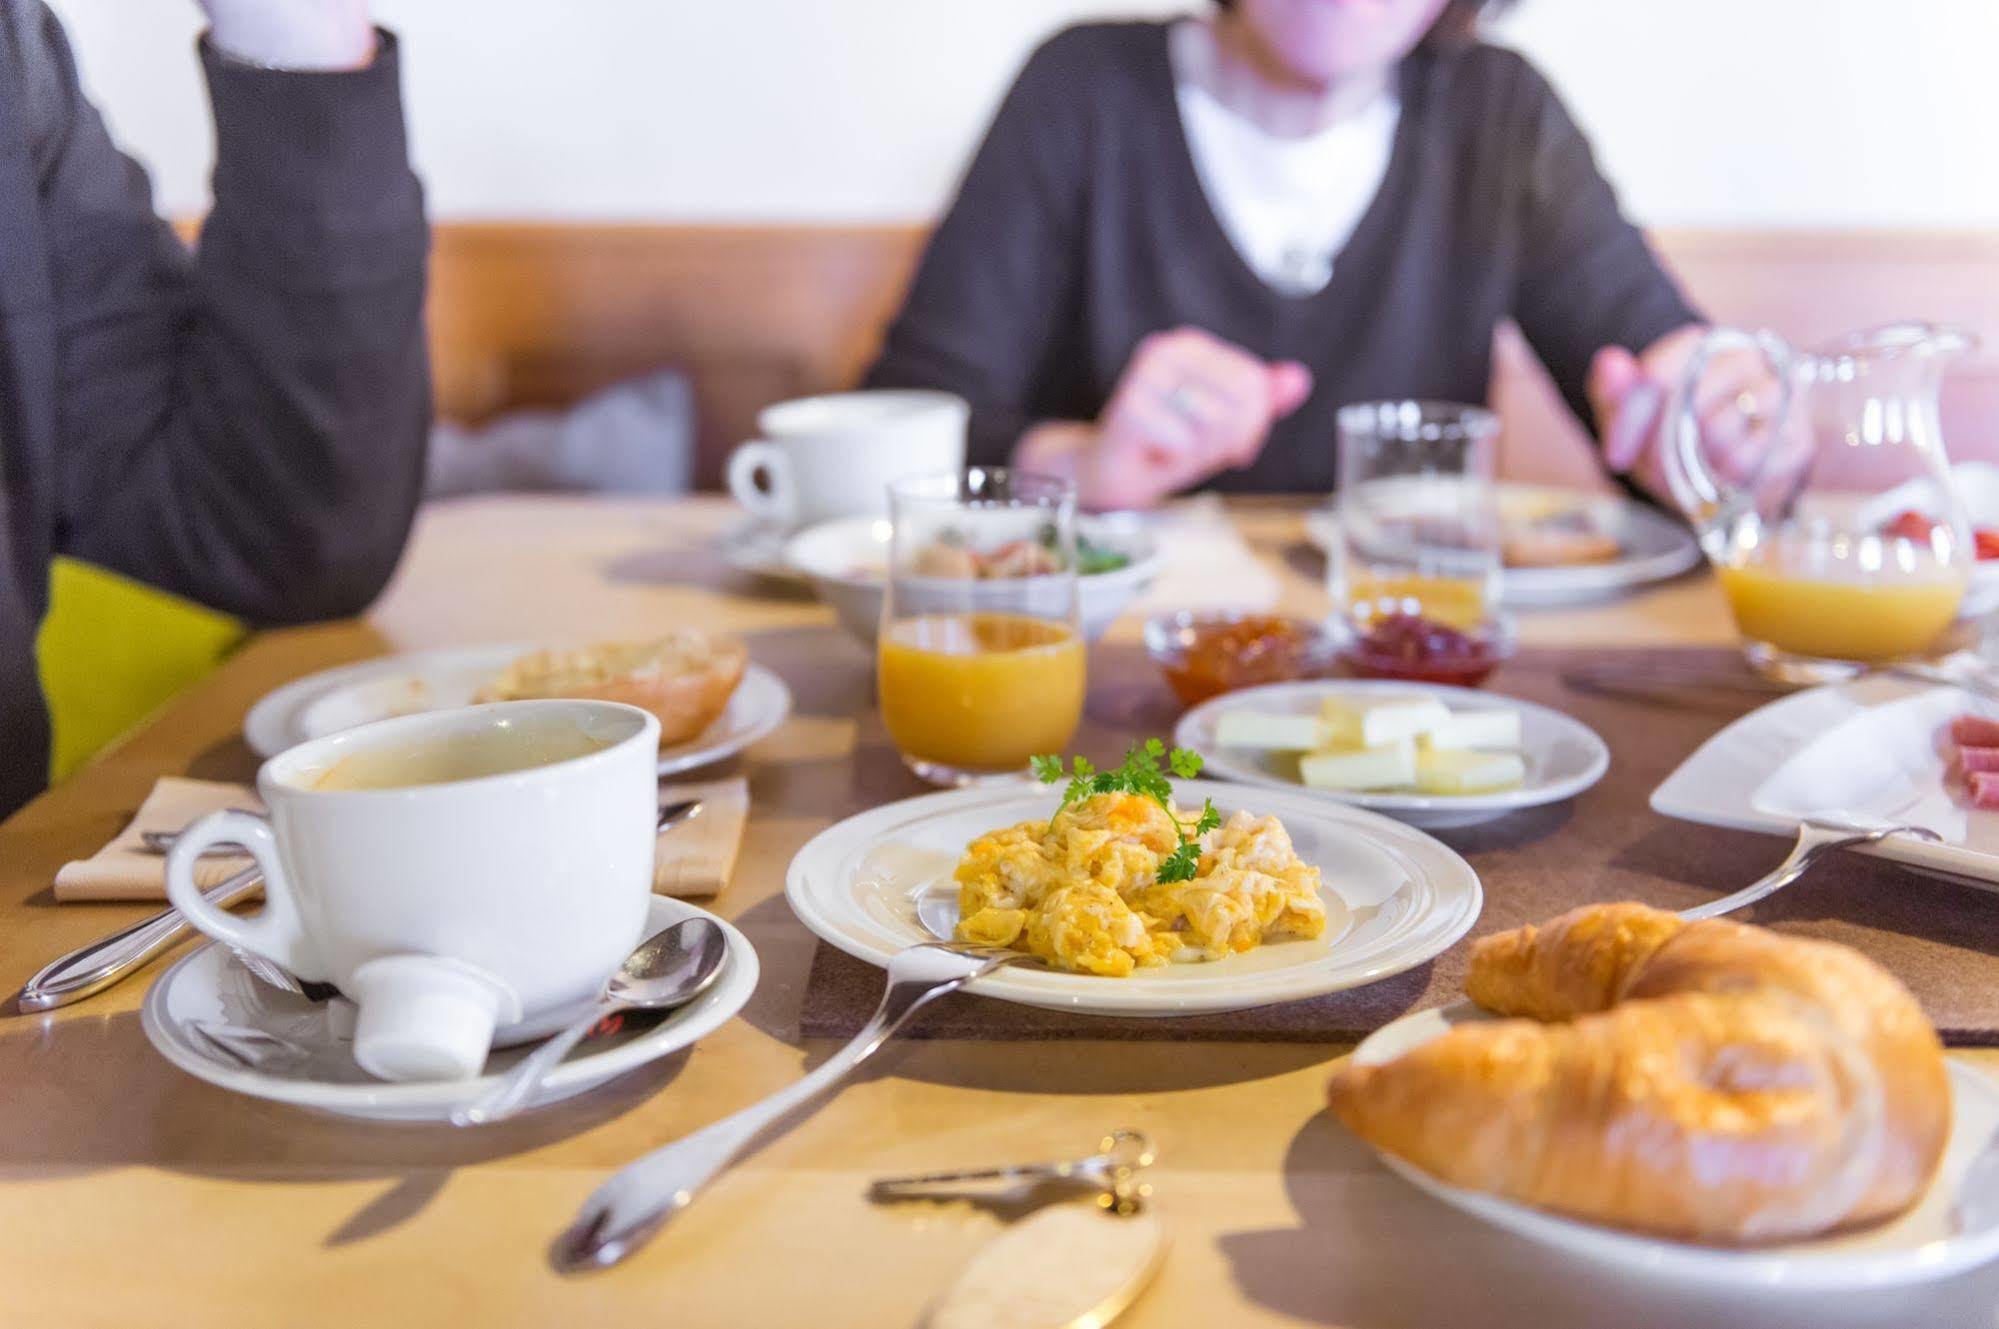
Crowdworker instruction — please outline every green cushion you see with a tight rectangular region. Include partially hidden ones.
[34,558,245,780]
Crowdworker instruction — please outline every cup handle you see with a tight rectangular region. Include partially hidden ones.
[726,441,796,526]
[164,810,326,982]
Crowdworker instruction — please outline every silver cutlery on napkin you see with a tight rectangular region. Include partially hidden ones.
[1681,817,1941,922]
[20,865,271,1012]
[20,798,705,1013]
[552,941,1032,1273]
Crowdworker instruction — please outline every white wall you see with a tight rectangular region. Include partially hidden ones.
[42,0,1999,228]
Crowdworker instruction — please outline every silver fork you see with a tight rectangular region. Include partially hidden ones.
[1680,818,1942,922]
[552,941,1031,1273]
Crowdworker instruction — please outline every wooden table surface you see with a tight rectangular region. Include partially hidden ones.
[5,495,1995,1328]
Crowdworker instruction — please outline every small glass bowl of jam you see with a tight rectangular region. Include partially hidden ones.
[1144,611,1342,706]
[1340,612,1515,687]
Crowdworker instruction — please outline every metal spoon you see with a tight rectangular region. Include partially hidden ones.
[453,917,730,1126]
[553,941,1030,1273]
[1679,817,1942,922]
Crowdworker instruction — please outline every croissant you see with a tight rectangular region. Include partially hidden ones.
[1326,903,1949,1244]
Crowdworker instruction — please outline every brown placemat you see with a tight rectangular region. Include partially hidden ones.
[798,645,1999,1045]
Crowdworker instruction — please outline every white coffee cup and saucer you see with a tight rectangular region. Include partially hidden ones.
[721,389,968,580]
[138,699,758,1121]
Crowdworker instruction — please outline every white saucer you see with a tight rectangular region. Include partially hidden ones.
[719,518,808,584]
[1177,680,1610,830]
[139,895,759,1123]
[1347,1001,1999,1288]
[244,644,791,777]
[784,779,1480,1018]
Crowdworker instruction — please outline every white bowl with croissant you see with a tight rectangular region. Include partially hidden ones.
[783,514,1161,647]
[1326,904,1999,1286]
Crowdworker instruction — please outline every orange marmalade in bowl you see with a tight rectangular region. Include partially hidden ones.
[1144,612,1340,706]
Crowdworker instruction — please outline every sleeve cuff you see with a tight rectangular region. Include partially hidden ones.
[201,28,422,227]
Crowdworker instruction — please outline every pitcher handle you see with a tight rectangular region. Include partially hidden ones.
[1664,327,1796,522]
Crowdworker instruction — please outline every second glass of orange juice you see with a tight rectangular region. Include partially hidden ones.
[878,470,1085,785]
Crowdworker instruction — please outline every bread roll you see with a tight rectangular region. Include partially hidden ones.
[477,633,748,748]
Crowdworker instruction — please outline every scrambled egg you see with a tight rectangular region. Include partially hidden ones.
[954,792,1328,976]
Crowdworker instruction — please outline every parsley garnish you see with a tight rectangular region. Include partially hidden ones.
[1033,739,1220,884]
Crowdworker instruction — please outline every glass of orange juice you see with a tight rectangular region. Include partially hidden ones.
[1330,401,1510,686]
[878,469,1086,785]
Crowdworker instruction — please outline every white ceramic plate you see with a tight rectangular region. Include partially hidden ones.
[782,513,1163,646]
[1177,680,1610,830]
[1857,462,1999,620]
[1652,673,1999,894]
[139,895,759,1123]
[1306,486,1701,607]
[784,780,1481,1017]
[718,517,808,584]
[245,645,791,777]
[1348,1001,1999,1288]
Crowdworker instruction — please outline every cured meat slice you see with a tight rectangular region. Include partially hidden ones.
[1951,715,1999,747]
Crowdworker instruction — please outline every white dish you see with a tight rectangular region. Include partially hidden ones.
[245,644,791,777]
[1347,1001,1999,1288]
[1653,674,1999,893]
[140,895,759,1123]
[784,780,1481,1018]
[1177,680,1609,830]
[1306,486,1700,607]
[782,513,1163,646]
[718,518,809,584]
[1856,462,1999,620]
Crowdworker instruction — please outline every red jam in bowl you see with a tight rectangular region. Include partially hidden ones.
[1342,613,1510,687]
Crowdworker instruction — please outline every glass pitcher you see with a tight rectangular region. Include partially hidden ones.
[1666,321,1980,682]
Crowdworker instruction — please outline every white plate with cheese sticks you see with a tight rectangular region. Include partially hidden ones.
[1175,680,1609,829]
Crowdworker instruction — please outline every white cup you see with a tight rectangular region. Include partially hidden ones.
[726,389,968,530]
[164,700,660,1083]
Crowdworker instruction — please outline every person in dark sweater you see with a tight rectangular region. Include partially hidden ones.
[0,0,430,817]
[866,0,1712,509]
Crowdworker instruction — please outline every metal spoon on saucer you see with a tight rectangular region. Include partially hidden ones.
[453,916,730,1126]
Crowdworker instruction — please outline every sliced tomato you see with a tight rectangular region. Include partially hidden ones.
[1975,528,1999,561]
[1883,509,1937,542]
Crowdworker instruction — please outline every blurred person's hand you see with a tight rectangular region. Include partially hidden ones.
[1017,327,1313,510]
[1589,326,1792,508]
[197,0,376,70]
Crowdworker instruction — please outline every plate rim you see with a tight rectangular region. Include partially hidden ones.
[783,778,1483,1017]
[1650,677,1999,893]
[138,895,759,1117]
[1348,1000,1999,1288]
[1304,490,1701,605]
[1176,679,1611,816]
[244,644,792,777]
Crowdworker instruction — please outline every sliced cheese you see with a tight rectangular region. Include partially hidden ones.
[1420,709,1522,752]
[1415,748,1525,795]
[1300,738,1418,792]
[1214,710,1328,752]
[1321,696,1451,749]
